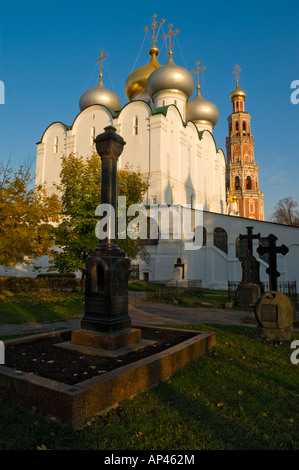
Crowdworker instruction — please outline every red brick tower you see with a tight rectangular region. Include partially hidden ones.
[226,65,264,220]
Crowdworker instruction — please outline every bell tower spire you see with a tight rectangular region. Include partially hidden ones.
[226,65,264,220]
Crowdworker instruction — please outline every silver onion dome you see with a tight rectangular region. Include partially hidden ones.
[79,75,121,112]
[186,86,219,128]
[146,53,194,100]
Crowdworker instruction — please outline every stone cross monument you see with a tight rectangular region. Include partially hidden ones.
[255,234,295,342]
[70,126,142,353]
[256,234,289,291]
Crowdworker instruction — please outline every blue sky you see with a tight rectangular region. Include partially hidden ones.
[0,0,298,221]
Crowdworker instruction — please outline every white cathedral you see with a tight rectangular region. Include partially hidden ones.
[6,19,299,289]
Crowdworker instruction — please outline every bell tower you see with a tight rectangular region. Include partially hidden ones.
[226,65,264,220]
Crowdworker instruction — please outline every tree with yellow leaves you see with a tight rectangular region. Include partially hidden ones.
[0,160,61,267]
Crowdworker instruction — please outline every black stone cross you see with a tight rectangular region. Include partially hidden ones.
[256,234,289,291]
[239,226,261,255]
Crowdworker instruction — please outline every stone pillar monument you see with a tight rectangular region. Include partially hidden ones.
[70,126,142,353]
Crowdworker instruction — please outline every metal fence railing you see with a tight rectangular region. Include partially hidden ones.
[145,280,203,297]
[228,280,297,302]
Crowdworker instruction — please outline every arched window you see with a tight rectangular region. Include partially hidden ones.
[54,136,58,154]
[246,176,252,190]
[213,227,228,254]
[133,116,138,135]
[90,127,95,146]
[203,227,207,246]
[235,176,240,190]
[243,121,246,133]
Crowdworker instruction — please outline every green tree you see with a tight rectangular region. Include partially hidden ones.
[0,161,61,267]
[49,152,149,274]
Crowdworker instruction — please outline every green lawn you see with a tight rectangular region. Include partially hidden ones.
[0,290,84,325]
[0,323,298,450]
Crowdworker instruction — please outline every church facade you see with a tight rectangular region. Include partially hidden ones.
[6,19,298,289]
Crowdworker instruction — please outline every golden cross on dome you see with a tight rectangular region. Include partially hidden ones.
[233,64,241,85]
[191,61,206,89]
[162,23,179,56]
[144,14,165,47]
[96,49,108,77]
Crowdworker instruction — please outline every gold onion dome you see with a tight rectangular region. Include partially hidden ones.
[230,83,246,102]
[229,190,238,203]
[146,52,194,100]
[186,86,219,127]
[79,74,121,112]
[125,46,161,101]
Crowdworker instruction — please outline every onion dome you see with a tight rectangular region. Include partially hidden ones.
[229,189,238,204]
[230,65,246,102]
[186,85,219,128]
[125,46,161,101]
[146,52,194,100]
[79,73,121,112]
[230,84,246,102]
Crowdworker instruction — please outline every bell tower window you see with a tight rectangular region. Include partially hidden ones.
[246,176,252,190]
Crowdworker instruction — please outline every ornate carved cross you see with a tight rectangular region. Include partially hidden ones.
[257,234,289,291]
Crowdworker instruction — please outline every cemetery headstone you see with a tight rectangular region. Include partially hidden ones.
[255,234,295,341]
[255,291,296,342]
[235,227,262,307]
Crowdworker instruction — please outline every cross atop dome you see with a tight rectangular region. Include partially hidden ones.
[233,64,241,86]
[162,23,179,56]
[230,64,246,103]
[144,14,165,48]
[191,61,206,90]
[96,49,108,78]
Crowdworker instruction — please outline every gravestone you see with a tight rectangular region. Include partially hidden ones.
[255,234,295,341]
[173,266,183,281]
[235,227,262,307]
[235,251,262,307]
[255,291,295,342]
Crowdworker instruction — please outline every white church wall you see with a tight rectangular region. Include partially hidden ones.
[72,105,113,157]
[36,122,68,193]
[136,210,299,290]
[117,100,151,173]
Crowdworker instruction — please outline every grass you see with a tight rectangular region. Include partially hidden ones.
[0,289,298,449]
[0,323,298,450]
[146,290,230,307]
[0,290,84,325]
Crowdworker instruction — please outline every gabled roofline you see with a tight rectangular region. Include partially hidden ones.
[36,121,71,145]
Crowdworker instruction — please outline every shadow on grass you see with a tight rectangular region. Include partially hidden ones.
[0,291,84,324]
